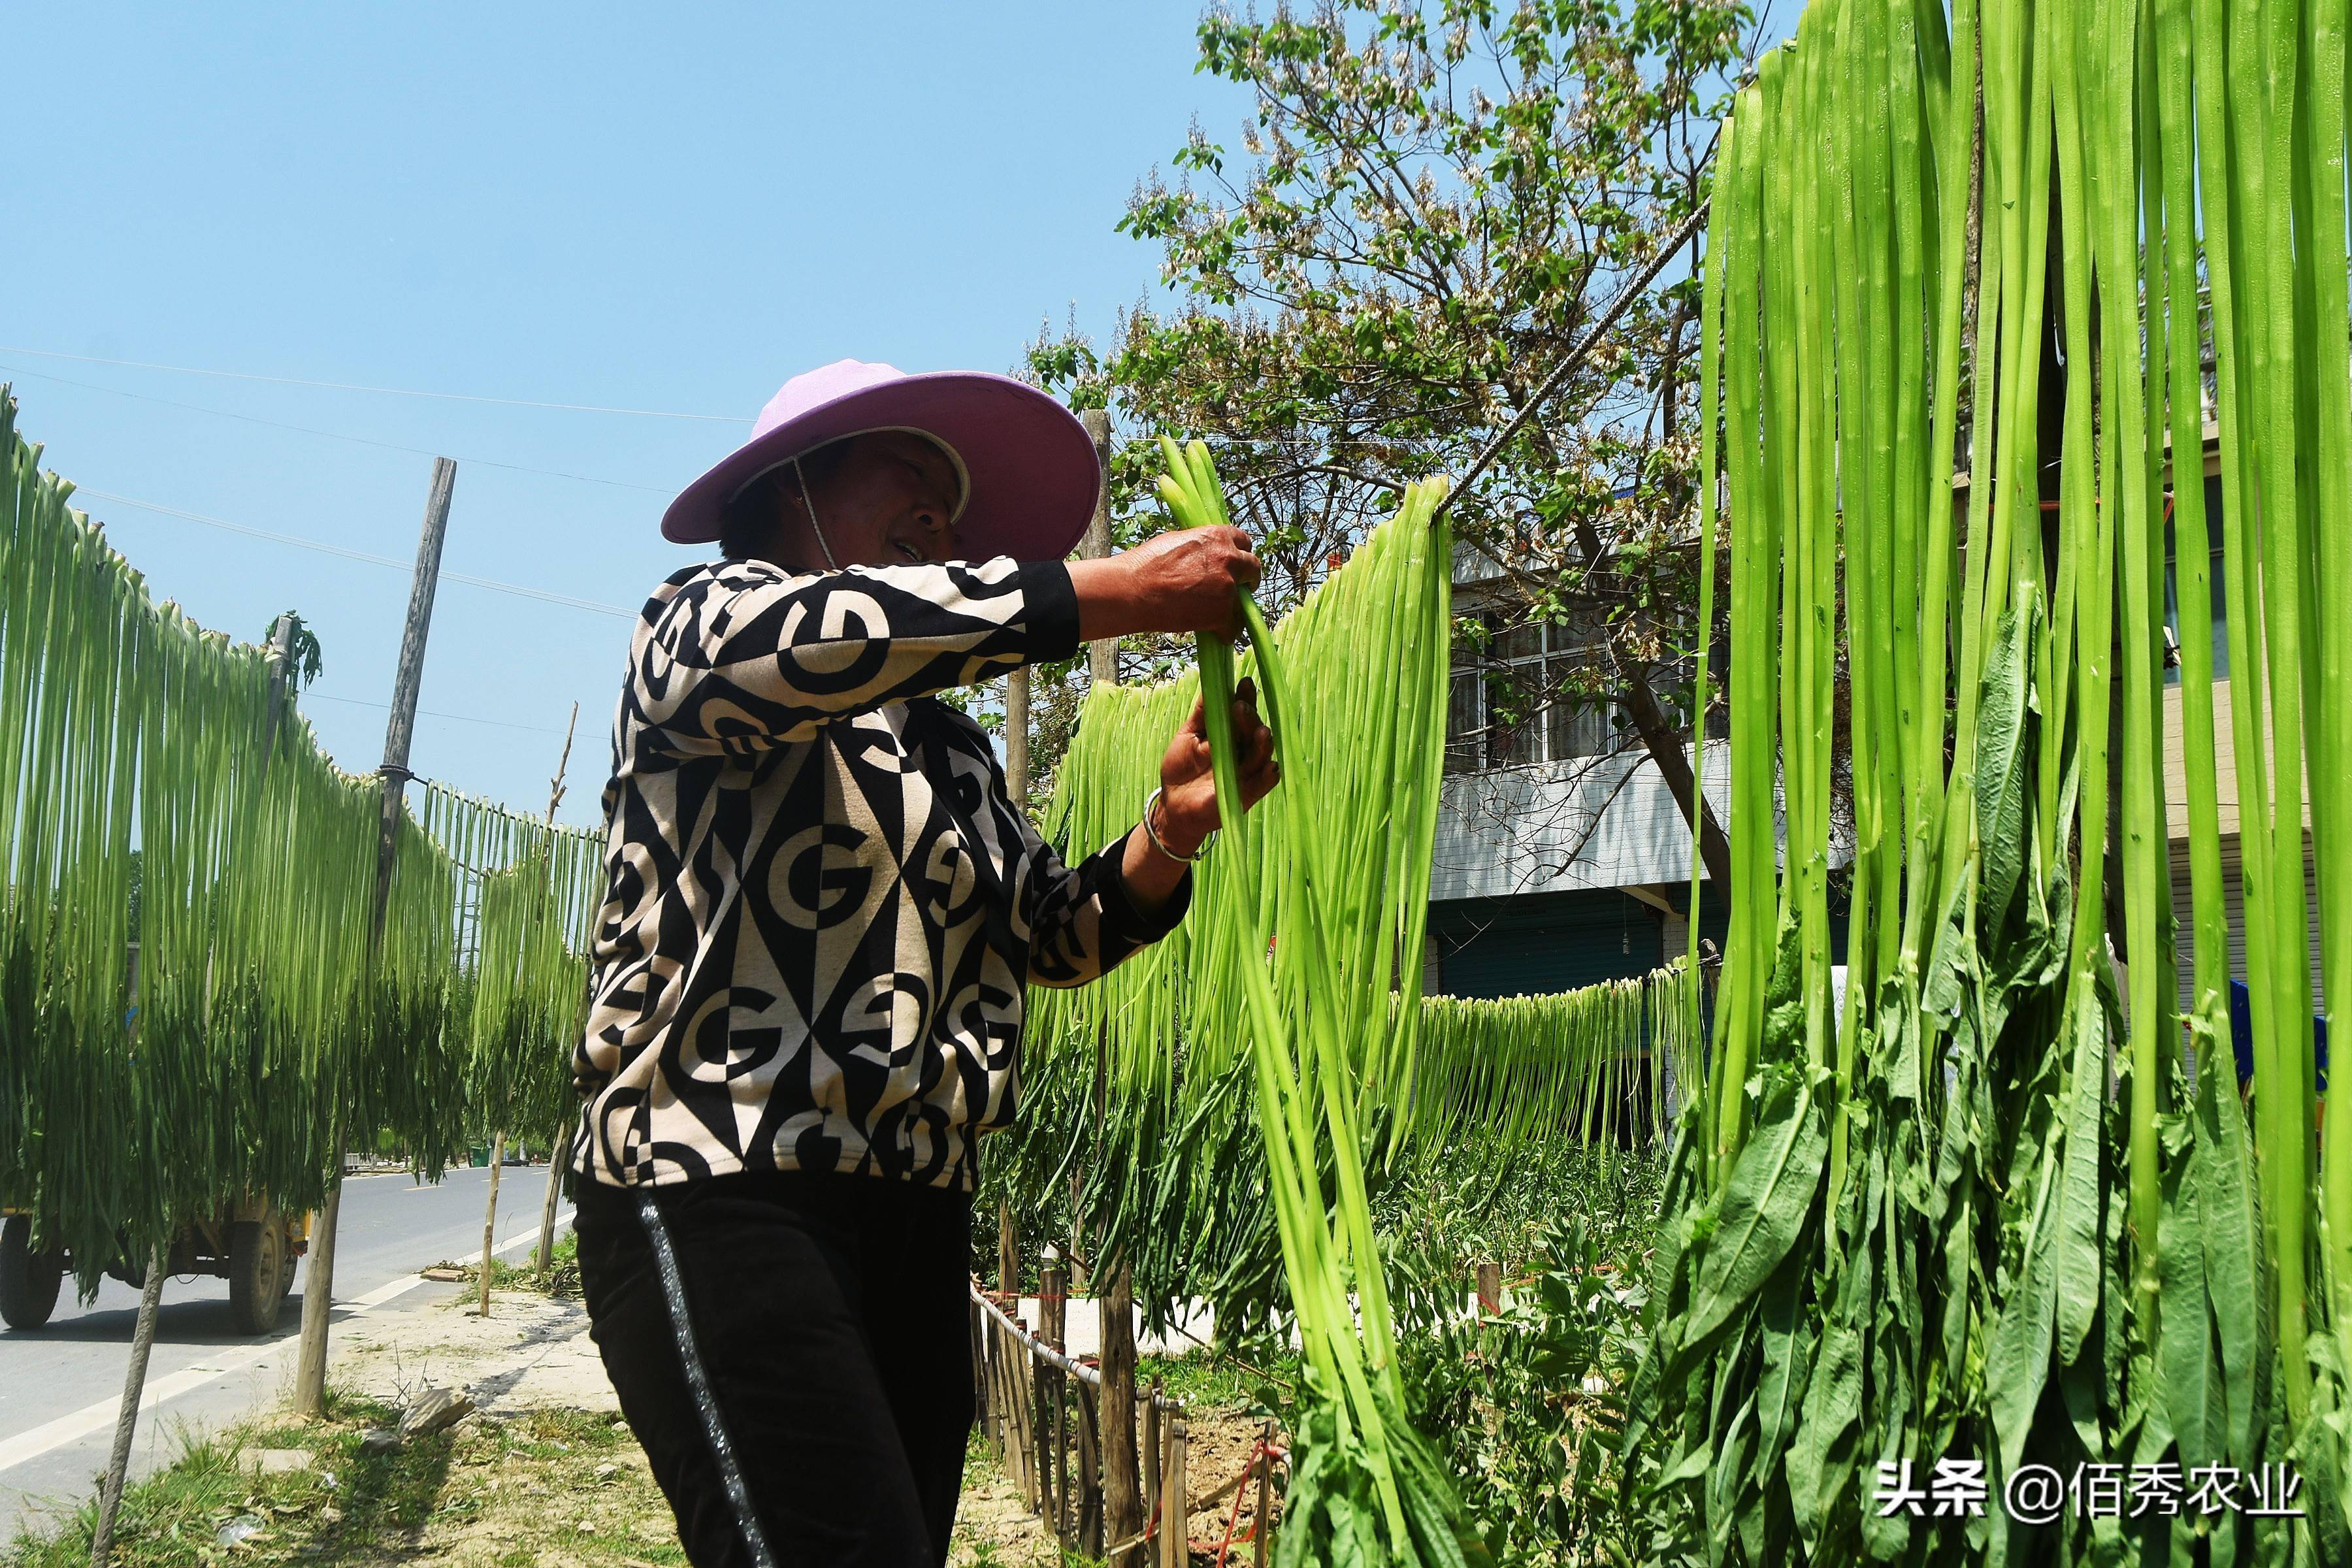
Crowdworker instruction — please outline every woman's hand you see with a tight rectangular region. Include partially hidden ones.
[1117,677,1279,913]
[1154,677,1277,850]
[1069,527,1262,643]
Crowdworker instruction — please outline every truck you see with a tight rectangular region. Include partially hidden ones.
[0,1201,307,1336]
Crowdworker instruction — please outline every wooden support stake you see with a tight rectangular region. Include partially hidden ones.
[1254,1428,1273,1567]
[1476,1258,1503,1318]
[1162,1415,1190,1568]
[88,1245,166,1568]
[476,1132,506,1316]
[1039,1254,1068,1543]
[1078,1381,1104,1557]
[1054,1366,1071,1542]
[1032,1337,1052,1522]
[1143,1378,1162,1543]
[1039,1252,1067,1347]
[295,455,456,1417]
[1016,1331,1039,1512]
[969,1295,988,1447]
[986,1312,1003,1459]
[998,1201,1020,1300]
[1103,1264,1144,1566]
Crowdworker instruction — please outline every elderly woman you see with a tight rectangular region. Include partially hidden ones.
[569,361,1277,1568]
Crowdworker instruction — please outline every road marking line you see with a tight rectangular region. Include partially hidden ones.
[0,1213,572,1476]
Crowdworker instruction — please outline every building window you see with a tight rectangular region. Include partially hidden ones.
[1445,665,1482,776]
[2163,474,2229,685]
[1445,615,1622,773]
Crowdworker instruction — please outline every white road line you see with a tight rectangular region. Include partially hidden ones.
[0,1213,571,1476]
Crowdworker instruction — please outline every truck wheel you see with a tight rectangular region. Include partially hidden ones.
[227,1215,289,1335]
[0,1217,65,1330]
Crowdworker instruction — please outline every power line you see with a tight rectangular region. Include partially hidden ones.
[0,344,749,423]
[0,364,676,493]
[76,487,640,620]
[302,691,581,737]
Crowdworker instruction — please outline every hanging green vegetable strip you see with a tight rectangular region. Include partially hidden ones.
[430,781,603,1151]
[1407,966,1699,1181]
[0,390,602,1294]
[1000,472,1456,1328]
[1636,0,2352,1552]
[1164,436,1475,1568]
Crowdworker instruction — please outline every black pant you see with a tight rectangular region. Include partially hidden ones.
[574,1169,975,1568]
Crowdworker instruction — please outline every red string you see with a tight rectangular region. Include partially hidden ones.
[1213,1439,1281,1566]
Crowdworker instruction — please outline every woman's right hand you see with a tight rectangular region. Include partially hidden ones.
[1070,526,1262,643]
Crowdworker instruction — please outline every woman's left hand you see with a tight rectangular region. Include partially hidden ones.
[1152,677,1279,856]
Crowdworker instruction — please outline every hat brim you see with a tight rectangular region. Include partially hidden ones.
[661,370,1100,561]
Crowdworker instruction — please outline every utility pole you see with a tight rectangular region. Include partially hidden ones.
[295,456,456,1416]
[532,702,580,1277]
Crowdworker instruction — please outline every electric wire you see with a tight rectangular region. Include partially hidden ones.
[76,488,640,619]
[0,344,749,422]
[0,363,676,492]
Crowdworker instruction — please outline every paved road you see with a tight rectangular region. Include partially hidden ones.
[0,1164,575,1544]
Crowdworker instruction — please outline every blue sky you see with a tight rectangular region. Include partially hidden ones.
[6,3,1793,830]
[3,3,1253,827]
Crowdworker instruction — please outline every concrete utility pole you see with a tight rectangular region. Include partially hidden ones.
[295,456,456,1416]
[531,702,581,1278]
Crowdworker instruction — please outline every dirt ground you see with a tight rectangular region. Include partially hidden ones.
[329,1285,618,1421]
[953,1401,1279,1567]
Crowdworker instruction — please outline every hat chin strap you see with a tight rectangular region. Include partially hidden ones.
[791,457,841,572]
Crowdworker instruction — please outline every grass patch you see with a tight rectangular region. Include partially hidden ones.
[3,1388,678,1567]
[434,1226,580,1301]
[1136,1345,1295,1424]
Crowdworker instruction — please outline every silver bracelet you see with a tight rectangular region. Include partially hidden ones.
[1143,785,1215,863]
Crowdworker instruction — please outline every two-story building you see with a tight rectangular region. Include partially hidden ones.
[1425,531,1749,999]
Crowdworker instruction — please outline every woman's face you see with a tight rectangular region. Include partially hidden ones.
[789,431,963,568]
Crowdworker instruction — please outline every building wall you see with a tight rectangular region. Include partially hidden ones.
[1431,739,1735,902]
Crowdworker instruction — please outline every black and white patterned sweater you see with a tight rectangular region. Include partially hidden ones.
[572,555,1190,1191]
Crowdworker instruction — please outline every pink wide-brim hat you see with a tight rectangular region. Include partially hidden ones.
[660,359,1100,560]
